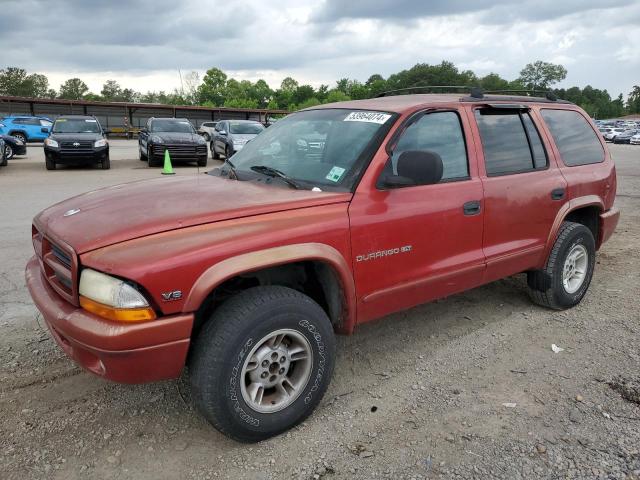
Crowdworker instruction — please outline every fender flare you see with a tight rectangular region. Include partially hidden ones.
[542,195,604,263]
[182,242,357,334]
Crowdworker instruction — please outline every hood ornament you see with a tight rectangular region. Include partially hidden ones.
[63,208,81,217]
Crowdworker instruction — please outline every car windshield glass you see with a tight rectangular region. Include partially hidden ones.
[52,119,101,133]
[227,109,395,190]
[151,120,194,133]
[229,122,264,134]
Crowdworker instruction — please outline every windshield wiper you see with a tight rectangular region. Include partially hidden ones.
[250,165,303,190]
[222,157,239,180]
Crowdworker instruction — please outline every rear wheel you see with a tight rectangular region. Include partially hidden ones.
[225,145,232,158]
[45,156,56,170]
[203,133,211,142]
[528,222,596,310]
[190,286,336,442]
[11,132,26,144]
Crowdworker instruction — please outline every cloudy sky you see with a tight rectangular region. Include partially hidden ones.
[2,0,639,96]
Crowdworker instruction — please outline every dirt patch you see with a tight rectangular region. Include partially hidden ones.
[609,376,640,405]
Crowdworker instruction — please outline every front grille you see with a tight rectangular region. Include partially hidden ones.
[33,224,79,306]
[60,140,94,154]
[153,144,206,157]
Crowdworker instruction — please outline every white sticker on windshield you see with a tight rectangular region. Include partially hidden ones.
[325,166,345,182]
[85,119,97,122]
[344,111,391,124]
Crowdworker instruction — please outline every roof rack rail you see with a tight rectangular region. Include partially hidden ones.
[484,89,559,101]
[376,85,482,98]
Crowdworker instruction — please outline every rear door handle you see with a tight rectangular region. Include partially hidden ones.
[551,188,565,200]
[463,200,481,216]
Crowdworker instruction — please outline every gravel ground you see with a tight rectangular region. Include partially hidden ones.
[1,141,639,480]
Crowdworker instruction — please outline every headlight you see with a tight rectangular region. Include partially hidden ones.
[44,138,59,148]
[94,139,108,148]
[79,269,156,322]
[151,135,163,143]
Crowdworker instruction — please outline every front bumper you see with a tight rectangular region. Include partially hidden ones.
[25,256,193,383]
[9,143,27,155]
[598,207,620,249]
[45,146,108,164]
[150,144,207,162]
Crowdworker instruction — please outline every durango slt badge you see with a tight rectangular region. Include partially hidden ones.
[356,245,413,262]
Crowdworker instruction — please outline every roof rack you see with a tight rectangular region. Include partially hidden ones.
[376,85,570,104]
[376,85,481,98]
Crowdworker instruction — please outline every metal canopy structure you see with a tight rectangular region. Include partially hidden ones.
[0,95,289,134]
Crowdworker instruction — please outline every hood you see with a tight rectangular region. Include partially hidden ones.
[50,132,104,141]
[152,132,202,144]
[34,175,351,254]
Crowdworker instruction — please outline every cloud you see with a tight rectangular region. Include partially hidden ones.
[0,0,638,97]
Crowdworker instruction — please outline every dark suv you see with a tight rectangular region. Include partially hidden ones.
[138,118,208,167]
[44,115,110,170]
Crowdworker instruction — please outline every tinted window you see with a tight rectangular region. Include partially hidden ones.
[52,118,102,133]
[541,109,604,166]
[391,111,468,180]
[475,110,546,176]
[13,118,28,125]
[229,122,264,135]
[151,119,194,133]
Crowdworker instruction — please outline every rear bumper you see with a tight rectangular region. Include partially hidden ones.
[598,207,620,249]
[25,256,193,383]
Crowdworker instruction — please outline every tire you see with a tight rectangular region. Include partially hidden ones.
[211,142,219,159]
[4,145,13,160]
[225,145,232,158]
[11,132,26,144]
[148,146,161,167]
[203,133,211,142]
[197,155,207,167]
[45,156,56,170]
[190,286,336,442]
[528,221,596,310]
[139,144,147,161]
[0,150,7,167]
[101,156,111,169]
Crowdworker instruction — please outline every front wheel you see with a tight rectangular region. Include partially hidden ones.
[101,156,111,169]
[528,222,596,310]
[12,132,26,143]
[139,144,147,161]
[4,145,13,160]
[45,156,56,170]
[190,286,336,442]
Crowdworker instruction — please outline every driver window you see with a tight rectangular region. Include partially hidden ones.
[390,111,469,181]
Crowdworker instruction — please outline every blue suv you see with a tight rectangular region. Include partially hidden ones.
[0,116,53,143]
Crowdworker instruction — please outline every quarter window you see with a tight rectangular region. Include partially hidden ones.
[540,109,604,166]
[475,109,548,176]
[390,111,469,181]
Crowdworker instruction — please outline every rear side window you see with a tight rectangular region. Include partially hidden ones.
[391,111,469,181]
[475,109,548,176]
[540,109,604,166]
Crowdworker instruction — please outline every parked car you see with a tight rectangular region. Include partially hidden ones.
[0,134,27,159]
[197,121,218,141]
[43,115,110,170]
[630,133,640,145]
[0,116,52,143]
[613,129,640,144]
[26,93,619,442]
[210,120,265,159]
[0,137,6,167]
[604,128,626,142]
[139,117,207,167]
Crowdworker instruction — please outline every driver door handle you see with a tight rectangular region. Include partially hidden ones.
[463,200,481,216]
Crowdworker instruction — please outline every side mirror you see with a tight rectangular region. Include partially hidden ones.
[41,127,50,133]
[382,150,443,188]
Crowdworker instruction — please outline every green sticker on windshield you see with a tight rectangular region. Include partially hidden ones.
[326,166,345,182]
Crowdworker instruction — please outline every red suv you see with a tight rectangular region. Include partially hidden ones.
[26,93,619,442]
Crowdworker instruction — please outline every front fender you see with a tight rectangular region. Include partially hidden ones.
[183,242,357,334]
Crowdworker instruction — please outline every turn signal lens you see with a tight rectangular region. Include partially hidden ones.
[80,296,156,323]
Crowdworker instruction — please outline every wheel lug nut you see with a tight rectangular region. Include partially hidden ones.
[280,356,286,363]
[279,367,285,374]
[261,360,269,368]
[261,372,268,379]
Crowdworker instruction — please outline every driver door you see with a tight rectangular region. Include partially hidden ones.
[348,108,486,323]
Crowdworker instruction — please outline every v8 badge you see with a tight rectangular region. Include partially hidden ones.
[161,290,182,301]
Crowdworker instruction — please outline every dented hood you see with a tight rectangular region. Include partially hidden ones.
[34,175,351,254]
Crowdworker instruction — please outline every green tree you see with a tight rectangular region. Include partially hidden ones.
[626,85,640,114]
[198,67,228,106]
[518,61,567,91]
[479,73,510,92]
[0,67,51,97]
[101,80,123,101]
[58,78,89,99]
[325,90,350,103]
